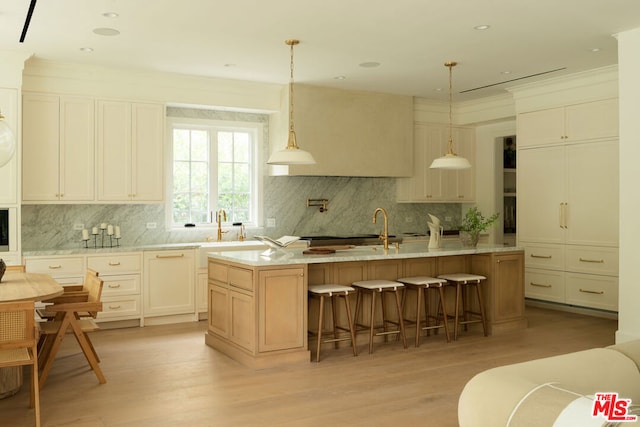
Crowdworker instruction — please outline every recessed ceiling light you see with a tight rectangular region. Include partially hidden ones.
[501,70,512,75]
[79,47,94,53]
[590,47,601,52]
[334,75,347,80]
[359,61,381,68]
[93,27,120,36]
[434,88,443,92]
[474,24,490,30]
[102,12,119,18]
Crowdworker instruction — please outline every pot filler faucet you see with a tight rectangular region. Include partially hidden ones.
[372,207,389,250]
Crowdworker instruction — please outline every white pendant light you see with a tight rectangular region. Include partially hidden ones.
[430,61,471,170]
[0,109,16,168]
[267,39,316,165]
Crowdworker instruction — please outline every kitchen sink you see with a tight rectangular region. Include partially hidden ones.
[300,234,402,247]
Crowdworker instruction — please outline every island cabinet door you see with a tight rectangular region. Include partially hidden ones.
[208,283,228,338]
[258,267,306,353]
[471,251,526,332]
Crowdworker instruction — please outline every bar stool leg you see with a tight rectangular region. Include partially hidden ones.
[474,283,488,336]
[343,293,358,356]
[414,287,423,347]
[437,287,451,342]
[368,290,377,354]
[316,294,325,362]
[331,295,340,349]
[393,289,408,349]
[454,282,462,341]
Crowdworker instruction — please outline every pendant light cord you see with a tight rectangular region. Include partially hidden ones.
[289,41,295,136]
[446,61,456,155]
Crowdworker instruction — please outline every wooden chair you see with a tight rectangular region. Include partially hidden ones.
[0,301,41,427]
[37,269,106,389]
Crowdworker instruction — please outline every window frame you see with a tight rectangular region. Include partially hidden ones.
[165,116,263,230]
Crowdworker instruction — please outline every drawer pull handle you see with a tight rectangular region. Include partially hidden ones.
[108,305,122,310]
[579,288,604,295]
[156,254,185,259]
[108,261,121,266]
[530,254,552,259]
[108,283,121,288]
[530,282,552,288]
[579,258,604,263]
[48,265,62,269]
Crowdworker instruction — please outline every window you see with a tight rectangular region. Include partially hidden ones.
[168,117,261,228]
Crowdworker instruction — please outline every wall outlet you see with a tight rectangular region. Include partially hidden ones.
[405,216,413,223]
[266,218,276,228]
[146,222,157,229]
[73,223,84,230]
[445,216,453,222]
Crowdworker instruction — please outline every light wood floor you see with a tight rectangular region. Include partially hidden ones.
[1,306,617,427]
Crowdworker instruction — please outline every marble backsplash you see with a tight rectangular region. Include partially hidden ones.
[21,177,461,251]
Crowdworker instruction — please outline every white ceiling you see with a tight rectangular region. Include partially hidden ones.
[2,0,640,101]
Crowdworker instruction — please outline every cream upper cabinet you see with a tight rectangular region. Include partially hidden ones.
[97,100,164,202]
[22,93,95,202]
[397,123,475,203]
[517,99,618,148]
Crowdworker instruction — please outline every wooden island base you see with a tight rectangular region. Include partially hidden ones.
[207,247,527,368]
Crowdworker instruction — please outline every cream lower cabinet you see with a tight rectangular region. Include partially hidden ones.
[25,255,85,285]
[397,123,475,202]
[206,260,309,369]
[143,249,195,319]
[87,253,142,324]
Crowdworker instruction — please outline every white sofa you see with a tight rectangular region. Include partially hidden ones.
[458,340,640,426]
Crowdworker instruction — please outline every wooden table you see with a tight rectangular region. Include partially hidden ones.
[0,271,64,302]
[0,271,64,398]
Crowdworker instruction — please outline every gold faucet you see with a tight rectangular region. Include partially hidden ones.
[216,209,228,241]
[372,207,389,250]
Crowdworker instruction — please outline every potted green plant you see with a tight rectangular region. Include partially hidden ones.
[459,207,500,247]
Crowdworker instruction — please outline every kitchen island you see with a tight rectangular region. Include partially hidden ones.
[206,243,526,368]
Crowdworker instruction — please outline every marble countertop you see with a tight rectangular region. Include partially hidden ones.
[206,242,522,267]
[22,240,271,257]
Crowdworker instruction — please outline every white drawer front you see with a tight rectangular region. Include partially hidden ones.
[26,257,84,277]
[88,253,142,275]
[565,272,618,312]
[525,268,565,303]
[97,295,141,320]
[522,243,564,270]
[101,274,141,297]
[565,247,618,276]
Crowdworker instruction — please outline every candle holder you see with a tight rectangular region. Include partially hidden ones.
[82,238,89,248]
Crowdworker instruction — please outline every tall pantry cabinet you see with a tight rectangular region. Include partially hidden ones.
[517,98,619,312]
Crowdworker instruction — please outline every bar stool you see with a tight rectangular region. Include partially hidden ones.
[437,273,488,340]
[308,284,358,362]
[397,276,451,346]
[352,279,407,354]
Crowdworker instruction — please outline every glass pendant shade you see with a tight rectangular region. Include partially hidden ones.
[430,152,472,169]
[0,112,15,168]
[267,39,316,166]
[267,130,316,165]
